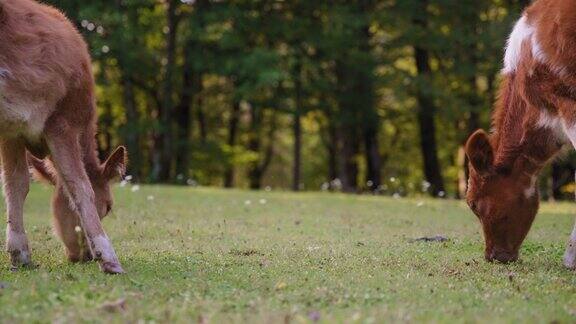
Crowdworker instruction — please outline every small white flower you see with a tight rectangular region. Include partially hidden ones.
[125,175,133,181]
[74,226,82,233]
[416,201,425,207]
[131,185,140,192]
[259,199,267,205]
[244,200,252,206]
[147,195,155,201]
[264,186,272,192]
[119,180,128,187]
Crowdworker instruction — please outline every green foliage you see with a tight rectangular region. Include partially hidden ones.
[42,0,568,198]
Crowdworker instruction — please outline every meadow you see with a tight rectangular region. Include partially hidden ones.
[1,184,576,323]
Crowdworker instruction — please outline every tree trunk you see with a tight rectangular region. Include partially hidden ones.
[339,126,360,193]
[328,121,338,184]
[121,76,141,180]
[224,100,241,188]
[195,75,207,143]
[413,0,446,197]
[248,105,263,190]
[364,127,381,192]
[174,48,195,180]
[292,61,303,192]
[153,0,179,182]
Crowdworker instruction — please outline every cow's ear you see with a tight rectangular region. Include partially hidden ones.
[466,129,494,177]
[102,146,127,181]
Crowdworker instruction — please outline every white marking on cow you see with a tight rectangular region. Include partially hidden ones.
[536,110,568,142]
[523,175,537,198]
[531,33,546,64]
[504,16,535,74]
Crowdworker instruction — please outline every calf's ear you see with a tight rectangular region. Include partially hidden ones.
[465,129,493,176]
[28,153,56,185]
[102,146,128,181]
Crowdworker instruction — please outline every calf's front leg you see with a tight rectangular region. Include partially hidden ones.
[52,193,93,262]
[0,138,32,268]
[45,129,123,274]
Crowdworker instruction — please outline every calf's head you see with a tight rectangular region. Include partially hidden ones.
[465,130,539,263]
[30,146,127,220]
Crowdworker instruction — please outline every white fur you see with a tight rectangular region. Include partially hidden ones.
[504,16,535,74]
[536,110,568,142]
[5,229,30,263]
[91,234,118,263]
[530,33,547,64]
[0,94,50,140]
[523,175,537,198]
[561,120,576,149]
[0,68,51,141]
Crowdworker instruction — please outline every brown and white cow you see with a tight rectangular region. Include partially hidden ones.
[0,0,126,274]
[465,0,576,268]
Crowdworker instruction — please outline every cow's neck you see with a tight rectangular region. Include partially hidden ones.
[492,74,563,177]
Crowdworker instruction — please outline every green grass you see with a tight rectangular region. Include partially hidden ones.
[1,184,576,323]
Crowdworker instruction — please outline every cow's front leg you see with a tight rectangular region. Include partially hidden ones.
[0,138,32,269]
[563,170,576,269]
[560,117,576,268]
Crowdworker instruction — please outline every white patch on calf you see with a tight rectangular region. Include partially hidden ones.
[504,16,535,74]
[91,234,118,262]
[5,229,29,252]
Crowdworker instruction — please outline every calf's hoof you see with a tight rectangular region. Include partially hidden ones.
[564,242,576,270]
[99,261,125,274]
[8,249,33,270]
[564,253,576,270]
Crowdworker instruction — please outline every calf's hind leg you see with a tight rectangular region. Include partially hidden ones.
[0,138,32,268]
[45,127,123,274]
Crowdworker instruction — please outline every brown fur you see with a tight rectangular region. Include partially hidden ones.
[0,0,127,273]
[466,0,576,264]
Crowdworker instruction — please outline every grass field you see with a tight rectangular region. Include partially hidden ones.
[1,184,576,323]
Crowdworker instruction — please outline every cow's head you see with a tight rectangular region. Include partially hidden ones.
[465,130,539,263]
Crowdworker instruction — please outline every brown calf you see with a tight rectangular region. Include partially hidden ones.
[465,0,576,268]
[0,0,126,274]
